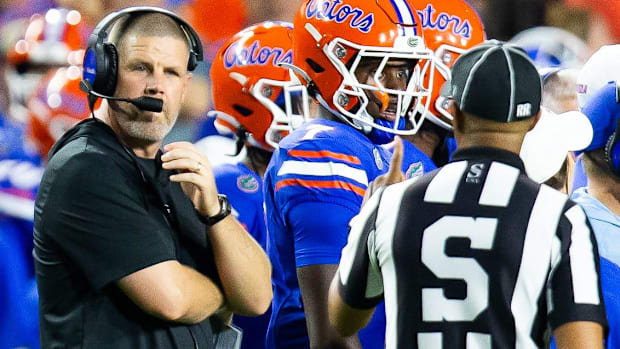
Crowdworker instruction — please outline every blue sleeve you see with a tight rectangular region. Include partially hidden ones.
[288,200,358,267]
[248,201,267,250]
[601,257,620,349]
[551,257,620,349]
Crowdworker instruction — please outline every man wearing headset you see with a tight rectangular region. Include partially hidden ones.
[570,81,620,348]
[33,8,272,348]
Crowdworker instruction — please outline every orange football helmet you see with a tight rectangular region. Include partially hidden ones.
[293,0,434,136]
[210,21,309,151]
[5,8,87,122]
[7,8,87,68]
[413,0,486,129]
[26,66,91,158]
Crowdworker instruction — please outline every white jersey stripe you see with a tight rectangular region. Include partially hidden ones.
[547,235,562,315]
[511,185,567,349]
[424,161,468,204]
[467,332,492,349]
[0,191,35,221]
[479,162,520,207]
[565,206,601,304]
[277,160,368,186]
[418,333,442,347]
[375,179,412,349]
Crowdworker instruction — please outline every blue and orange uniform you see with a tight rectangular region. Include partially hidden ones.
[0,115,42,349]
[213,162,270,349]
[264,118,435,348]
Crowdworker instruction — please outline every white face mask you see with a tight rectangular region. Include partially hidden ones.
[5,70,45,107]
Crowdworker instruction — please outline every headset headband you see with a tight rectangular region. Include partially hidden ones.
[88,6,203,67]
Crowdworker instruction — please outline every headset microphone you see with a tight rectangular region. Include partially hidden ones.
[79,80,164,113]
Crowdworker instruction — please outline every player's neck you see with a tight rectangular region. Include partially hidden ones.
[242,146,271,178]
[404,129,442,158]
[242,157,266,178]
[318,106,343,124]
[587,179,620,217]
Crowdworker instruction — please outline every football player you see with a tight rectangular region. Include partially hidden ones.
[26,66,92,159]
[404,0,486,165]
[263,0,437,348]
[208,21,309,349]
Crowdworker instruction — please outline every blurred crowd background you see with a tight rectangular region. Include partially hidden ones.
[0,0,618,348]
[0,0,618,145]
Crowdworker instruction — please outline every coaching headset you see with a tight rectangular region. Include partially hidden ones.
[604,82,620,177]
[81,6,204,112]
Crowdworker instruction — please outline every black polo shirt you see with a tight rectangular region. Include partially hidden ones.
[34,119,220,348]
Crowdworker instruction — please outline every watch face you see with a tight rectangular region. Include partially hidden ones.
[205,194,232,226]
[220,194,231,215]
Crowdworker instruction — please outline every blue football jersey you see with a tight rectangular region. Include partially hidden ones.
[0,115,44,272]
[264,118,436,348]
[601,257,620,349]
[213,162,270,349]
[213,162,266,248]
[0,115,42,348]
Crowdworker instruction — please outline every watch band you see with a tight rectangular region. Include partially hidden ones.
[200,194,231,226]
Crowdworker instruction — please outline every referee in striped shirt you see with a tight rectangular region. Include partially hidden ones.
[327,41,608,349]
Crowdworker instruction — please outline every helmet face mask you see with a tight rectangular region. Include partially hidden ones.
[411,0,487,131]
[426,44,467,130]
[251,77,310,148]
[294,0,434,138]
[210,21,309,151]
[328,38,434,135]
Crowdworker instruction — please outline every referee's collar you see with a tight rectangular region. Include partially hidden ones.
[450,146,526,173]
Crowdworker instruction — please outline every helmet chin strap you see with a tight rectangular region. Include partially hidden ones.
[353,110,374,135]
[315,93,367,132]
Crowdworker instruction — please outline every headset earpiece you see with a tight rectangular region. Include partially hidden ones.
[188,52,198,72]
[97,43,118,96]
[604,93,620,177]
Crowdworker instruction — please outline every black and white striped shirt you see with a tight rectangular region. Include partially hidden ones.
[337,147,607,349]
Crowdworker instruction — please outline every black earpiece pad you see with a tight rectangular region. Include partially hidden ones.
[101,43,119,96]
[188,52,197,71]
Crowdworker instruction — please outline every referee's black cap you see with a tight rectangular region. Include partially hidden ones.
[441,40,542,123]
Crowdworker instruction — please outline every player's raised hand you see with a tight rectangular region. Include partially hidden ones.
[384,136,405,185]
[162,141,221,217]
[362,136,405,206]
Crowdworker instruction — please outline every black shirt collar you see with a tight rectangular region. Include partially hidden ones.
[450,146,526,172]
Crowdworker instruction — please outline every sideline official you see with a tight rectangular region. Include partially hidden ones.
[328,41,607,349]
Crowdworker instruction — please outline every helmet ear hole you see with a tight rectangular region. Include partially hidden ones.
[306,59,325,73]
[233,104,253,117]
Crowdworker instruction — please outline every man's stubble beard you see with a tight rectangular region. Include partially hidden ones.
[118,115,177,142]
[112,102,178,142]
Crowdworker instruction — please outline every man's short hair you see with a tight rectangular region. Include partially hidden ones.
[583,148,619,181]
[109,12,189,53]
[542,69,578,114]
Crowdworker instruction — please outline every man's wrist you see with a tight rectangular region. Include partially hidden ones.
[199,194,231,226]
[205,198,222,217]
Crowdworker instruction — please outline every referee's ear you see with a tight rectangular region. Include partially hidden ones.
[449,100,464,133]
[528,109,542,132]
